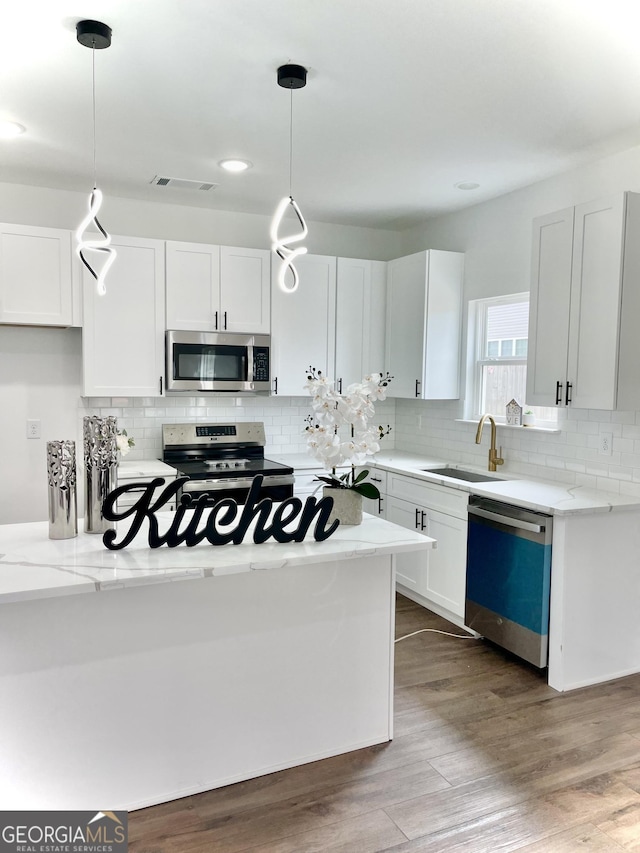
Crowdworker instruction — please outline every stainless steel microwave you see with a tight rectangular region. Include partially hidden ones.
[166,331,271,393]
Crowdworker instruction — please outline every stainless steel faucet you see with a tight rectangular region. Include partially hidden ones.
[476,414,504,472]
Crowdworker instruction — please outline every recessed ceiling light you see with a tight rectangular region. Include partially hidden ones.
[219,159,252,173]
[454,181,480,191]
[0,121,25,139]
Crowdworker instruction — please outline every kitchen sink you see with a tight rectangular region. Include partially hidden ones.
[421,466,504,483]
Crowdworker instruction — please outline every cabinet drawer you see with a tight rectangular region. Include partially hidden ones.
[116,477,177,512]
[387,473,468,518]
[294,471,322,496]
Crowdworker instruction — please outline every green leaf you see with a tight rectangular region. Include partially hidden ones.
[353,469,369,485]
[352,483,380,499]
[315,476,341,487]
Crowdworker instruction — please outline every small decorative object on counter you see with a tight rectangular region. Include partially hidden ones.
[304,368,392,525]
[506,398,523,426]
[46,440,78,540]
[522,410,536,427]
[84,415,118,534]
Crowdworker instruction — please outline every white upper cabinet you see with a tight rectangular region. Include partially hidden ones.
[527,192,640,410]
[385,250,463,399]
[166,242,270,334]
[219,246,270,333]
[0,224,75,327]
[271,253,337,396]
[526,208,574,407]
[335,258,386,390]
[166,242,220,332]
[82,235,165,397]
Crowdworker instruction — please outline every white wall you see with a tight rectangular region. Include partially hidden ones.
[399,144,640,297]
[0,181,403,260]
[393,142,640,495]
[0,327,83,524]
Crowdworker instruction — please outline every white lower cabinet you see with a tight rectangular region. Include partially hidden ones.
[293,470,322,499]
[355,466,387,518]
[385,473,468,622]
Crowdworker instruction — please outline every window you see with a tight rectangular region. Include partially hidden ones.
[470,294,557,426]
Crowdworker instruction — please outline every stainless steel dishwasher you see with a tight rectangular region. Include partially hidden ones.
[465,496,553,668]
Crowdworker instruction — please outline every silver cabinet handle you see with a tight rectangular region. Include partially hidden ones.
[468,505,544,533]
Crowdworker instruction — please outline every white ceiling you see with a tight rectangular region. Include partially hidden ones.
[1,0,640,230]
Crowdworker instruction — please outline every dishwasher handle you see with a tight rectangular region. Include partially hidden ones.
[468,504,545,534]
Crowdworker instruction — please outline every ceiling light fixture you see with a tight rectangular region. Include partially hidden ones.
[454,181,480,191]
[219,159,252,173]
[270,63,309,294]
[75,19,116,297]
[0,121,25,139]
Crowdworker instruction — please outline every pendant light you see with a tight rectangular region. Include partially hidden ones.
[270,64,309,294]
[75,20,116,297]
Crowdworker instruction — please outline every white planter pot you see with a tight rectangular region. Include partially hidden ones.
[522,414,536,427]
[322,487,363,526]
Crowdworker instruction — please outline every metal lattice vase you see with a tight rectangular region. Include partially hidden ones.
[83,415,118,534]
[46,440,78,540]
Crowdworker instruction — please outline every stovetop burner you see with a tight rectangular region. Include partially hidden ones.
[204,458,249,470]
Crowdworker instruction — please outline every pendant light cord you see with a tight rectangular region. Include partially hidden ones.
[92,39,97,190]
[289,87,293,197]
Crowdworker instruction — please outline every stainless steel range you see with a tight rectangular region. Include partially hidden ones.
[161,422,294,506]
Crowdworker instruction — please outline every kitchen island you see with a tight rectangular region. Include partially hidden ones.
[0,511,434,811]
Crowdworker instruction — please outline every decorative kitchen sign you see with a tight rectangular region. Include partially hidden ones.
[101,475,339,550]
[505,398,523,425]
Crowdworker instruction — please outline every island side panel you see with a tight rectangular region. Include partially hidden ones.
[548,509,640,691]
[0,554,395,810]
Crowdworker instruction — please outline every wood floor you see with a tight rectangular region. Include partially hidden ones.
[129,594,640,852]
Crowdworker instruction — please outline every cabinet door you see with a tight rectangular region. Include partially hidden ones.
[271,253,336,396]
[166,241,220,332]
[385,496,429,590]
[0,224,73,326]
[336,258,368,390]
[567,195,625,410]
[423,251,463,400]
[423,509,467,618]
[335,258,388,391]
[83,236,165,397]
[385,252,427,398]
[368,261,387,376]
[526,208,574,407]
[220,246,270,334]
[354,466,387,517]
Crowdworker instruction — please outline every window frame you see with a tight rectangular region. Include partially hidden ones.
[472,292,529,421]
[467,292,558,428]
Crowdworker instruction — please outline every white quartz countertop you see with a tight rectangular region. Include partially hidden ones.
[0,512,434,605]
[117,459,178,480]
[370,451,640,516]
[270,451,640,516]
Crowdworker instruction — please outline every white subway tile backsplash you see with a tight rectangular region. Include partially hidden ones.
[76,392,396,461]
[393,398,640,493]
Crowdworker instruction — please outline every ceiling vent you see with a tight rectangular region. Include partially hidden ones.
[150,176,218,191]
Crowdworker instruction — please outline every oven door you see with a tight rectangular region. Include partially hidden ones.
[166,331,271,392]
[180,475,294,506]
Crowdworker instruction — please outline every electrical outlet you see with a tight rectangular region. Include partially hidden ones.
[600,432,613,456]
[26,419,41,439]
